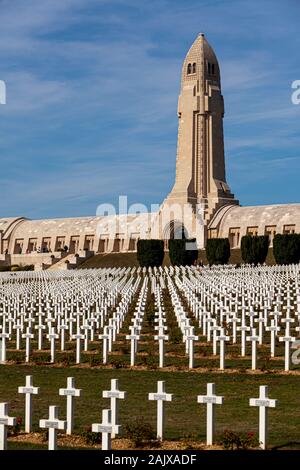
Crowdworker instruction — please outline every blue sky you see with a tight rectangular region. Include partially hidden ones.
[0,0,299,219]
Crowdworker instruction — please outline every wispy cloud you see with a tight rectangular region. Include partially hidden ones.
[0,0,300,217]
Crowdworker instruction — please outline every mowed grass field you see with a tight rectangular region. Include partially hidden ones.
[1,365,300,450]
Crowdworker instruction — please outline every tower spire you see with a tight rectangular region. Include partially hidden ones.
[163,33,238,222]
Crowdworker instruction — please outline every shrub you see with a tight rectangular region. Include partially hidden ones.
[111,359,125,369]
[169,329,183,344]
[137,240,164,267]
[8,417,22,436]
[206,238,230,266]
[124,417,157,448]
[20,264,34,271]
[120,345,130,355]
[31,352,52,364]
[56,353,72,366]
[11,265,20,272]
[169,238,198,266]
[40,429,49,442]
[1,264,35,272]
[273,233,300,265]
[219,429,259,450]
[88,355,101,367]
[241,235,269,265]
[0,266,11,272]
[81,425,101,445]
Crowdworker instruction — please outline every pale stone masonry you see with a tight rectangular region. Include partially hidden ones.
[1,33,300,268]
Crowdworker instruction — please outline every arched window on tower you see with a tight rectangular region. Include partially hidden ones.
[211,63,215,75]
[192,62,196,73]
[187,63,192,75]
[207,61,211,75]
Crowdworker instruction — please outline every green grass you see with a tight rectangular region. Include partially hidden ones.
[79,252,173,269]
[79,252,140,269]
[198,248,276,266]
[1,365,300,449]
[78,249,276,269]
[7,442,95,450]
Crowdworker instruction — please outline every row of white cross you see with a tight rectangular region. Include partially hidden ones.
[173,265,300,371]
[0,376,277,450]
[0,264,300,371]
[0,272,142,365]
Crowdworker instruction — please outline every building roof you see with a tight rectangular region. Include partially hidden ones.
[182,33,220,85]
[210,203,300,235]
[0,217,27,238]
[10,213,158,240]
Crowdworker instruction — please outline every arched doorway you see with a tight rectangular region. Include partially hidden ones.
[163,220,189,249]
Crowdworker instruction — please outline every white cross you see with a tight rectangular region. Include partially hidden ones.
[99,328,110,365]
[281,316,294,337]
[246,328,260,370]
[82,324,92,351]
[92,409,113,450]
[59,377,82,435]
[211,322,220,356]
[47,328,59,363]
[228,316,240,344]
[15,322,22,350]
[34,323,46,350]
[217,328,229,370]
[0,332,9,363]
[108,320,117,343]
[197,383,224,446]
[59,322,68,351]
[248,308,256,329]
[183,330,199,369]
[182,324,191,353]
[106,325,115,352]
[279,335,296,371]
[265,320,280,357]
[18,375,39,433]
[154,324,168,335]
[72,332,84,364]
[22,328,34,363]
[249,385,277,449]
[0,403,16,450]
[126,334,140,366]
[102,379,126,438]
[254,314,265,345]
[39,405,67,450]
[154,334,168,368]
[206,317,215,343]
[237,322,250,357]
[148,381,173,441]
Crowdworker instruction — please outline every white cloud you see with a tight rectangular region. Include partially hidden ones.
[0,0,300,216]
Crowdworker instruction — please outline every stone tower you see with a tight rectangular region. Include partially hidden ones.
[162,33,238,231]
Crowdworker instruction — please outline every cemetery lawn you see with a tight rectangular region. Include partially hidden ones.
[1,365,300,450]
[79,252,172,269]
[78,248,276,268]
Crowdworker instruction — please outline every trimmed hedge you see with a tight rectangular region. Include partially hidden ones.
[273,233,300,265]
[206,238,231,266]
[0,264,34,272]
[0,266,11,272]
[169,238,198,266]
[137,240,164,267]
[241,235,269,265]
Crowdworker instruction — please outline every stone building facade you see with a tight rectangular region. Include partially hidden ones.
[1,34,299,268]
